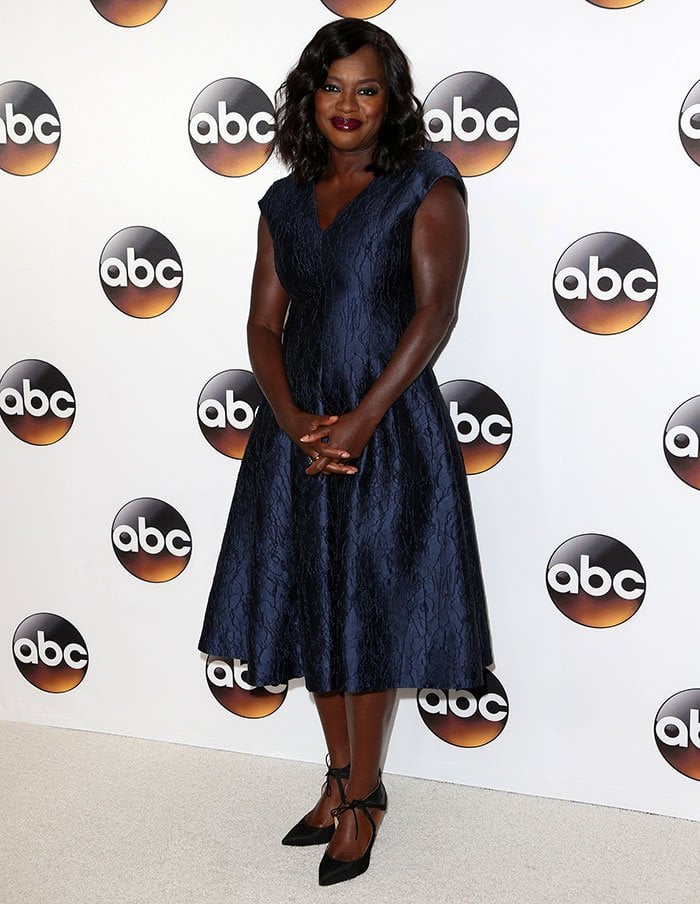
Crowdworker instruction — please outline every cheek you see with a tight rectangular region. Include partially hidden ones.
[371,105,387,129]
[366,97,388,125]
[313,94,327,129]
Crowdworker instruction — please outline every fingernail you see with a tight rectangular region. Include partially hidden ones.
[341,452,350,458]
[300,435,309,441]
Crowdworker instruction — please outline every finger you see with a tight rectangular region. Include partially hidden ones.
[305,456,357,476]
[305,454,330,476]
[308,444,351,460]
[299,427,332,442]
[322,461,358,475]
[313,455,357,475]
[300,431,352,459]
[306,415,338,431]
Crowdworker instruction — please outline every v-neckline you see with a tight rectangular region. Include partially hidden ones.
[311,175,378,233]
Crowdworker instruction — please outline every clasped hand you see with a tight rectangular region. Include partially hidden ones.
[285,410,377,476]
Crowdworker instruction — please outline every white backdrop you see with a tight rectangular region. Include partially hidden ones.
[2,0,700,822]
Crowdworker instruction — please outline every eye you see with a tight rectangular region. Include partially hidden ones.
[320,83,340,92]
[358,87,379,96]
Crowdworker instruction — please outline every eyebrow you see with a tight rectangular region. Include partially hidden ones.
[324,75,384,85]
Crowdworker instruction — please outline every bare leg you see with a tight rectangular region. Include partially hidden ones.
[326,688,397,859]
[303,691,351,828]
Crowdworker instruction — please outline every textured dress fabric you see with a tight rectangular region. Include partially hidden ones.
[198,148,493,694]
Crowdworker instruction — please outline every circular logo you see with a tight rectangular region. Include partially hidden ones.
[553,232,657,335]
[321,0,396,17]
[198,370,263,458]
[0,359,75,445]
[439,380,512,475]
[13,613,88,692]
[417,671,508,748]
[205,656,287,718]
[654,689,700,780]
[586,0,643,7]
[90,0,168,26]
[0,81,60,176]
[99,226,183,318]
[189,78,275,177]
[664,396,700,489]
[112,498,192,582]
[423,72,518,177]
[679,80,700,167]
[546,534,645,628]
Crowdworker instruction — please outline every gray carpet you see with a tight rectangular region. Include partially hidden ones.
[0,720,697,904]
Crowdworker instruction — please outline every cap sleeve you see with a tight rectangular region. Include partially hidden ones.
[257,182,276,226]
[415,149,466,205]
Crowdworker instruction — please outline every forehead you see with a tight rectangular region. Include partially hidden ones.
[326,45,386,81]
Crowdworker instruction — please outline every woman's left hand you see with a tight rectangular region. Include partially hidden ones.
[300,408,379,476]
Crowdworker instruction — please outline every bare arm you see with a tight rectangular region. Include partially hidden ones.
[247,214,356,473]
[302,177,468,470]
[357,177,468,425]
[246,214,296,427]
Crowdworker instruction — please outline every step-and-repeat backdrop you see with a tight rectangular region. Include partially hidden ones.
[2,0,699,821]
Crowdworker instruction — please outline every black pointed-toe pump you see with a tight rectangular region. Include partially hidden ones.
[281,756,350,846]
[318,774,387,886]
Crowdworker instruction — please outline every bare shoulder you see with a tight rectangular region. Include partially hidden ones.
[415,177,467,230]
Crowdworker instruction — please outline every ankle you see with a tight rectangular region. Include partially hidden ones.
[344,776,380,801]
[327,753,351,770]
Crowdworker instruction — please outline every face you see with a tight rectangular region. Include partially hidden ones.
[314,44,389,158]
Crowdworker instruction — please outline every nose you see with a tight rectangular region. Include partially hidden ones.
[335,89,359,114]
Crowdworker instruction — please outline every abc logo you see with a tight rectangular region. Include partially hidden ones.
[417,671,508,748]
[664,396,700,490]
[0,359,75,445]
[321,0,396,17]
[189,78,275,177]
[112,498,192,582]
[100,226,183,318]
[198,370,263,459]
[439,380,512,475]
[423,72,518,177]
[90,1,168,27]
[679,80,700,167]
[546,534,645,628]
[654,689,700,780]
[13,613,88,693]
[553,232,657,335]
[205,656,287,718]
[586,0,643,7]
[0,81,60,176]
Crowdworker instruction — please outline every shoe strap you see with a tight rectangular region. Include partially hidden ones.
[322,753,351,801]
[330,780,386,842]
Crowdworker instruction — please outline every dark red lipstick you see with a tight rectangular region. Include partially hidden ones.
[330,117,362,131]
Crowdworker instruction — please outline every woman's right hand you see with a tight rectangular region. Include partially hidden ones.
[279,410,358,476]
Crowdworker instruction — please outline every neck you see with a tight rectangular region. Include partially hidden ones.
[324,146,376,181]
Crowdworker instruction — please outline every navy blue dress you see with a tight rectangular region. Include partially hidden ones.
[198,149,493,693]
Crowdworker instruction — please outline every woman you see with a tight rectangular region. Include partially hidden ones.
[198,17,493,886]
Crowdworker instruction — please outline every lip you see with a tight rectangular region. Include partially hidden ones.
[330,117,362,132]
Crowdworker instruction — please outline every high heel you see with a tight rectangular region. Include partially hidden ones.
[318,773,388,886]
[281,755,350,846]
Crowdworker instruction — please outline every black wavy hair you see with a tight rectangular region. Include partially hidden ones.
[273,18,427,183]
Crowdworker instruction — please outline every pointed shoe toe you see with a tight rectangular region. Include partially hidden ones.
[318,847,372,886]
[282,758,350,846]
[282,816,335,846]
